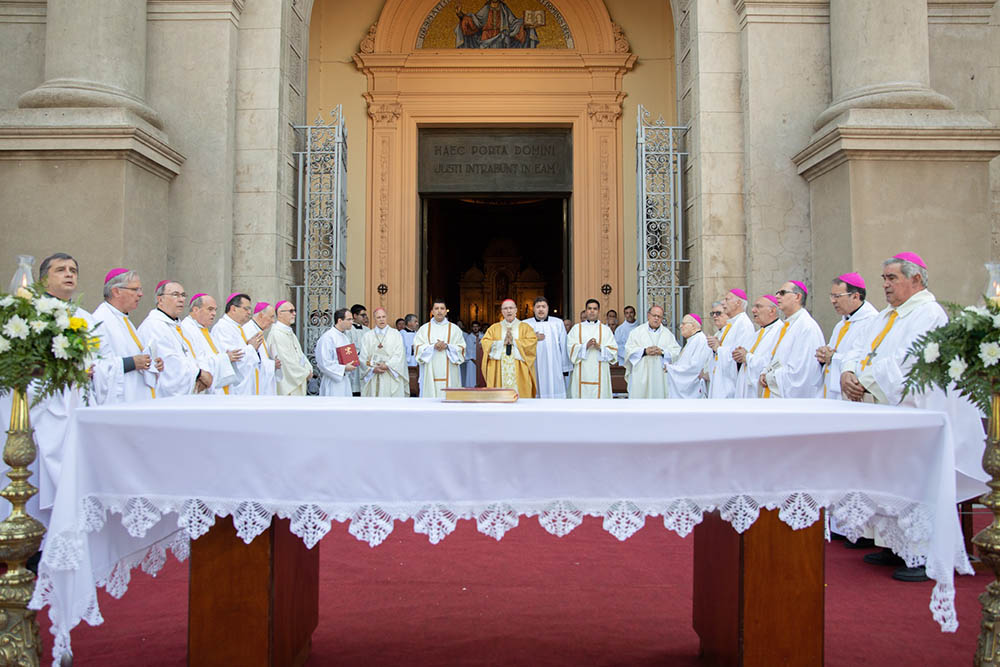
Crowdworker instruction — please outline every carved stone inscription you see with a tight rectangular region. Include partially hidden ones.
[418,129,572,193]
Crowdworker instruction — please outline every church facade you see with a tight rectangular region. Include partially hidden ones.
[1,0,998,335]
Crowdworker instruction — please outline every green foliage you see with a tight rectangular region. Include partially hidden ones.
[0,283,98,405]
[903,299,1000,414]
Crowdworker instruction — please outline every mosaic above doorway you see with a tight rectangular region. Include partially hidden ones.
[416,0,574,49]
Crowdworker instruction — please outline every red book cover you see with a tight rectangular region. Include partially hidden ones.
[336,343,359,366]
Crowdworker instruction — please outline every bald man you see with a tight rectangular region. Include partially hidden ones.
[481,298,538,398]
[360,307,408,397]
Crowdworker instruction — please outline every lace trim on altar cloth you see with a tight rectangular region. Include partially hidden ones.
[32,490,968,665]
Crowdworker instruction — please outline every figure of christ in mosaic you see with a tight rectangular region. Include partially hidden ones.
[455,1,540,49]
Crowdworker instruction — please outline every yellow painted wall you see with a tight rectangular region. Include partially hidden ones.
[307,1,676,312]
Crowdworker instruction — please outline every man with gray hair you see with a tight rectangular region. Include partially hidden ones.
[91,268,164,404]
[137,280,213,396]
[181,293,242,395]
[816,273,879,400]
[707,289,754,398]
[759,280,825,398]
[624,304,681,398]
[732,294,782,398]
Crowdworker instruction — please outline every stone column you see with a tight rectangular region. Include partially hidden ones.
[814,0,953,129]
[18,0,162,128]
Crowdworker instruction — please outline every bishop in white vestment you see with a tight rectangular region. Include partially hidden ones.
[624,306,682,399]
[566,299,616,399]
[360,307,408,397]
[211,293,265,396]
[269,300,311,396]
[137,280,211,397]
[524,298,570,398]
[760,281,825,398]
[733,295,783,399]
[413,301,466,398]
[91,269,162,404]
[707,289,755,398]
[315,308,359,397]
[181,294,240,395]
[666,314,712,399]
[243,302,282,395]
[816,273,879,400]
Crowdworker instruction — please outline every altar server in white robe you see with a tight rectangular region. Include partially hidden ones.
[181,294,241,395]
[137,280,214,396]
[212,293,266,396]
[815,273,879,400]
[666,314,712,399]
[567,298,617,399]
[462,321,483,387]
[360,307,408,397]
[624,305,682,399]
[414,300,466,397]
[525,297,570,398]
[91,268,164,404]
[707,289,755,398]
[0,253,95,526]
[347,304,370,396]
[759,281,825,398]
[243,302,282,395]
[613,305,639,366]
[315,307,358,397]
[732,295,783,399]
[269,300,311,396]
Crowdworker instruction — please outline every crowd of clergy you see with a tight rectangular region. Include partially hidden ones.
[20,250,957,407]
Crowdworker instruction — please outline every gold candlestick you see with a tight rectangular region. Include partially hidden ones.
[0,386,45,665]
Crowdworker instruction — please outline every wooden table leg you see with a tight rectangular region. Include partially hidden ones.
[693,508,825,667]
[188,517,320,667]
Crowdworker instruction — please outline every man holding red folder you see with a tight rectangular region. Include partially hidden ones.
[314,308,359,397]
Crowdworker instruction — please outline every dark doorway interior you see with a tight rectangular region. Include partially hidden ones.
[422,196,568,326]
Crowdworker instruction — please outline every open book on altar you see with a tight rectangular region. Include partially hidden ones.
[336,343,359,366]
[443,387,518,403]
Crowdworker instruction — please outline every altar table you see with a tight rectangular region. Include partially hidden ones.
[30,396,976,665]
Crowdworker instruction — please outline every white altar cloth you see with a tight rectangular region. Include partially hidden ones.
[31,396,977,664]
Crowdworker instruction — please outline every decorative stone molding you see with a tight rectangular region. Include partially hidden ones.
[359,22,377,54]
[588,102,622,128]
[733,0,829,27]
[147,1,245,25]
[0,1,46,24]
[367,102,402,129]
[611,22,630,54]
[927,1,995,25]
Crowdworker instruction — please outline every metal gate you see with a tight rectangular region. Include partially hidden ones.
[293,105,348,363]
[636,105,688,333]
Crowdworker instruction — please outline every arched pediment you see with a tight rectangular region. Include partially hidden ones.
[363,0,628,55]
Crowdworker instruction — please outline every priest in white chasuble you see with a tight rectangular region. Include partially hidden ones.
[269,300,312,396]
[567,298,617,399]
[624,305,682,399]
[243,302,282,395]
[91,268,164,404]
[181,294,241,395]
[706,289,755,399]
[212,293,266,396]
[732,295,783,399]
[482,299,538,398]
[666,314,712,399]
[760,281,825,398]
[137,280,213,397]
[524,297,569,398]
[315,307,358,397]
[360,307,408,397]
[816,273,879,400]
[413,299,466,397]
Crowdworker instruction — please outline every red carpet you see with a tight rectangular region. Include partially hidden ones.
[40,516,984,665]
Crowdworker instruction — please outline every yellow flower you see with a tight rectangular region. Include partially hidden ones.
[86,336,101,351]
[69,317,87,331]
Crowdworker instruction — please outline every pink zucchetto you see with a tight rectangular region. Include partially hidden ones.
[837,272,865,290]
[729,288,747,301]
[156,279,172,292]
[893,252,926,269]
[253,301,271,315]
[501,298,516,307]
[104,268,129,284]
[762,294,779,306]
[275,300,290,312]
[226,292,241,305]
[190,293,208,303]
[790,280,808,295]
[687,313,702,326]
